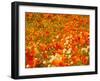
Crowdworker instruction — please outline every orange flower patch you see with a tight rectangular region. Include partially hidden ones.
[25,13,90,68]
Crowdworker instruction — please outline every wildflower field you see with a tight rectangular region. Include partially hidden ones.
[25,12,90,68]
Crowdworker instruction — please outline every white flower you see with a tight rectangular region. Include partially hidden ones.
[64,40,69,46]
[70,61,73,64]
[43,61,46,64]
[48,64,51,67]
[66,48,72,54]
[49,55,55,63]
[63,48,67,53]
[45,51,47,53]
[56,35,59,39]
[26,64,29,68]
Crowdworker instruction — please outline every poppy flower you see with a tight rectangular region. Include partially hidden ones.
[81,55,89,65]
[71,54,81,64]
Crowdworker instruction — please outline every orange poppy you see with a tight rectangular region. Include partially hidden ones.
[71,54,81,64]
[81,55,89,65]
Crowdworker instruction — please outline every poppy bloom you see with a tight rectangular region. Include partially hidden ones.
[81,55,89,65]
[71,54,81,65]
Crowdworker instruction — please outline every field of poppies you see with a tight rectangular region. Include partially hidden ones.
[25,12,90,68]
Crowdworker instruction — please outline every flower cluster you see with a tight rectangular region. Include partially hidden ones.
[25,13,90,68]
